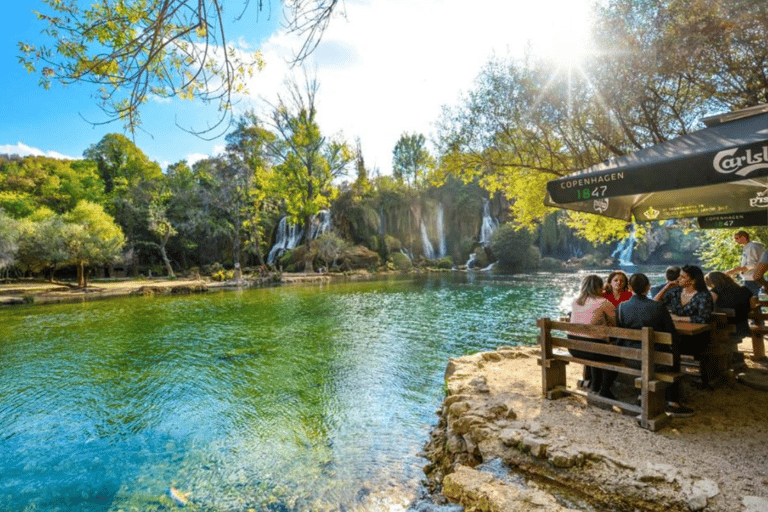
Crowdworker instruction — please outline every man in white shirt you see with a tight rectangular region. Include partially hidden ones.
[726,230,765,296]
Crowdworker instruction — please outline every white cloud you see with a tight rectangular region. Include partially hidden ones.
[242,0,596,175]
[0,142,79,160]
[185,152,211,166]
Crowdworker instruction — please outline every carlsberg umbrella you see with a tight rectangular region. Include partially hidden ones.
[544,105,768,223]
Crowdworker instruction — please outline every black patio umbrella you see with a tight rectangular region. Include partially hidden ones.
[544,104,768,226]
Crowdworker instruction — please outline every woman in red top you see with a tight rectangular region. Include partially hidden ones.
[603,270,633,307]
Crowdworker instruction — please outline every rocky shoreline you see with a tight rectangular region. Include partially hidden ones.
[0,272,366,307]
[421,346,768,512]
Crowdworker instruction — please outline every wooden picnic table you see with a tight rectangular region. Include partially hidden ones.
[673,321,714,336]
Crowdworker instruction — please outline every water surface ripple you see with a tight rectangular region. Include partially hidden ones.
[0,272,604,511]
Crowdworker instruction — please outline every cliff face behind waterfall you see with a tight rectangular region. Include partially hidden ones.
[266,181,702,272]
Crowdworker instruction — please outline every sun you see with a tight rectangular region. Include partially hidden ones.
[519,0,597,68]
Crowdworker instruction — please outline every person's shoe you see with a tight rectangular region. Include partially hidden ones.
[666,404,695,418]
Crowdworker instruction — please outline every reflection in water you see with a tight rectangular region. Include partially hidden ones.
[0,271,663,511]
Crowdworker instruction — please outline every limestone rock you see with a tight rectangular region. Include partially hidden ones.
[522,436,548,459]
[743,496,768,512]
[442,465,578,512]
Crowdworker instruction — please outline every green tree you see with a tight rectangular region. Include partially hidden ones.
[147,202,178,277]
[84,134,162,272]
[352,137,372,197]
[489,223,538,272]
[63,201,125,287]
[392,133,432,187]
[15,212,76,280]
[225,112,277,270]
[0,156,105,216]
[435,0,768,246]
[0,209,20,272]
[19,0,341,134]
[315,232,351,270]
[266,75,353,255]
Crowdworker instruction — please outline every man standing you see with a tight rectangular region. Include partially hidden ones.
[726,231,765,296]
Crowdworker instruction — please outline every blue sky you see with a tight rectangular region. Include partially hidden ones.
[0,1,596,174]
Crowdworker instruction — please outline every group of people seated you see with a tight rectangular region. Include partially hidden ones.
[569,263,758,418]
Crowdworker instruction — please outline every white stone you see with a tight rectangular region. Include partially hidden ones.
[743,496,768,512]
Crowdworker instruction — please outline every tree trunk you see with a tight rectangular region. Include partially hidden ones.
[77,261,85,288]
[159,242,174,278]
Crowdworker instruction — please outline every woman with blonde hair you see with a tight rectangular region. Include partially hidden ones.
[570,274,618,399]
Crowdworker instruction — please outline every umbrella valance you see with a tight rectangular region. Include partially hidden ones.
[544,105,768,222]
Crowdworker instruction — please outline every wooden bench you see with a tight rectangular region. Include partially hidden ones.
[748,300,768,361]
[538,317,682,431]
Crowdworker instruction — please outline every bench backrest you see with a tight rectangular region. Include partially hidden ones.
[539,318,674,368]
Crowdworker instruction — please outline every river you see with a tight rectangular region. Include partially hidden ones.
[0,270,663,511]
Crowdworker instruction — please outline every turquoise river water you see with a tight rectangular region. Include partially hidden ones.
[0,270,663,511]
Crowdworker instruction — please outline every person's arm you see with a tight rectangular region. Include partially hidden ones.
[602,301,617,326]
[653,281,675,302]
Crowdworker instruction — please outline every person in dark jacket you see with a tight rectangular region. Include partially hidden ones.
[617,273,694,418]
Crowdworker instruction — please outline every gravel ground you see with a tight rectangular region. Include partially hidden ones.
[472,343,768,511]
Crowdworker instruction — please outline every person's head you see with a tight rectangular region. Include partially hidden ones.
[576,274,604,306]
[734,231,751,245]
[605,270,628,294]
[628,273,650,295]
[680,264,708,293]
[705,271,740,291]
[665,266,681,283]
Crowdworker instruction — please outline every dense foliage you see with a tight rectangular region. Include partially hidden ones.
[433,0,768,258]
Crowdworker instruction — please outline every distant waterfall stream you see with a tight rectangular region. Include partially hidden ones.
[267,210,331,264]
[479,198,499,247]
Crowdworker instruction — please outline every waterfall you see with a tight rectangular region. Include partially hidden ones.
[267,217,304,264]
[308,210,332,241]
[436,203,447,258]
[479,198,499,247]
[465,253,477,269]
[421,221,436,260]
[611,227,636,266]
[378,205,386,236]
[267,210,332,264]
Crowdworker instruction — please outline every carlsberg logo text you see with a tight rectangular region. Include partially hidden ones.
[714,145,768,176]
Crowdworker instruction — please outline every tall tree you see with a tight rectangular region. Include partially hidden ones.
[392,133,433,187]
[62,201,125,287]
[266,75,353,251]
[225,112,277,269]
[19,0,341,134]
[84,134,162,271]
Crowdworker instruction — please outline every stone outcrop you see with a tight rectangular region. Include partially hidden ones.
[422,346,768,512]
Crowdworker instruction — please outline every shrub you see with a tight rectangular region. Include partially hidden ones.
[390,252,412,271]
[489,224,539,272]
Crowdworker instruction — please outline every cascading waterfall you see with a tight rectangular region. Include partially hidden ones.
[308,210,332,241]
[267,210,332,264]
[267,217,304,264]
[611,226,636,266]
[421,221,436,260]
[436,203,447,258]
[479,198,499,247]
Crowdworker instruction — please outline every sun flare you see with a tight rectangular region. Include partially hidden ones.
[519,0,597,68]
